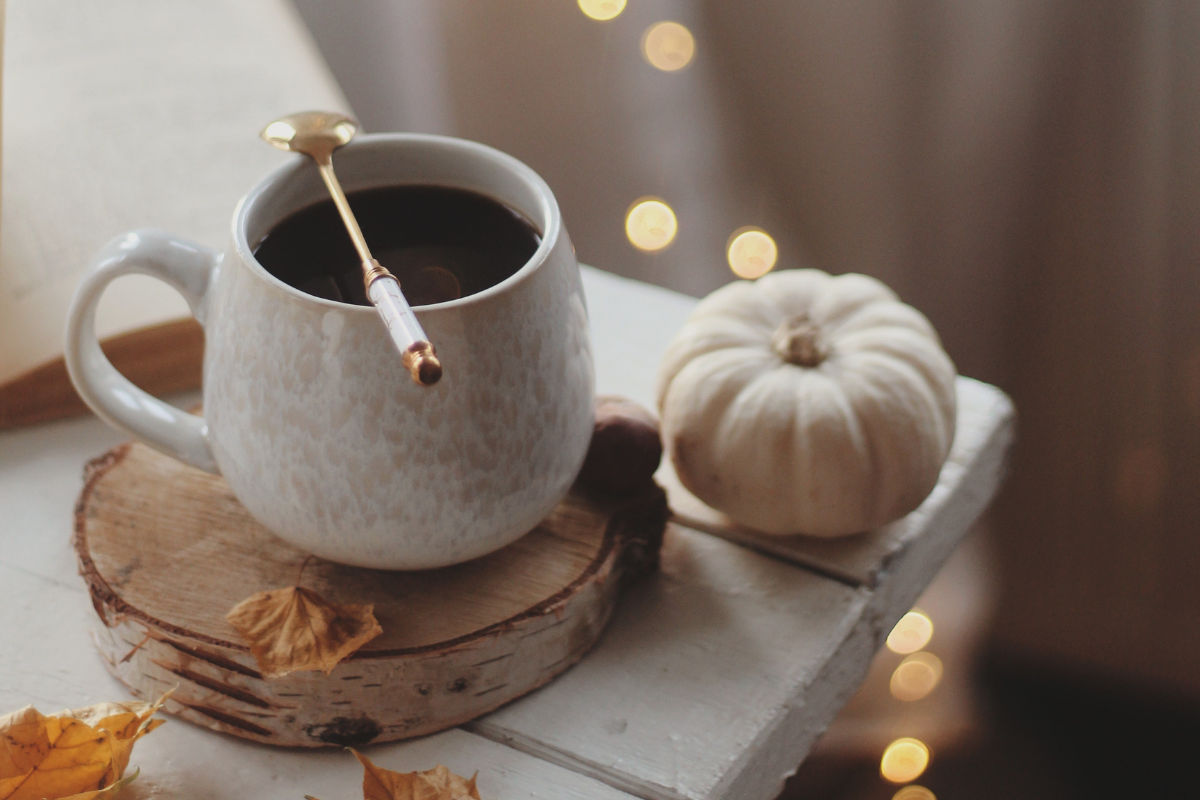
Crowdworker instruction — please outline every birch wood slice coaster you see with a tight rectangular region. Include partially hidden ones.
[74,441,667,748]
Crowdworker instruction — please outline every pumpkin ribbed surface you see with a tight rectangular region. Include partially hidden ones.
[656,269,957,537]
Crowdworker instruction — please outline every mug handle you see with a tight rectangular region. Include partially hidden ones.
[65,229,220,473]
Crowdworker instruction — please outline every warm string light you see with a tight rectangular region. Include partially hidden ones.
[881,610,937,787]
[625,198,678,251]
[880,737,930,783]
[578,0,626,21]
[642,21,695,71]
[727,227,778,278]
[886,610,934,654]
[889,651,944,701]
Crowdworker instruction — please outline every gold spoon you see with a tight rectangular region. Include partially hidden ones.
[261,111,442,386]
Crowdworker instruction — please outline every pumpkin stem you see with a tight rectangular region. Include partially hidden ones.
[772,315,826,367]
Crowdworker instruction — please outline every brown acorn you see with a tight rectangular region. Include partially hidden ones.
[577,395,663,496]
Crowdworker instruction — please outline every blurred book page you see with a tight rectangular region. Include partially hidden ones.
[0,0,349,385]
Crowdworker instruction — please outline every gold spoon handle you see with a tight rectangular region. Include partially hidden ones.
[315,156,441,386]
[315,157,374,267]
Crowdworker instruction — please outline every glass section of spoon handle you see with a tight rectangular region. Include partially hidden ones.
[367,273,443,386]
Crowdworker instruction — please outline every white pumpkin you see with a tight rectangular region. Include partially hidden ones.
[657,269,957,537]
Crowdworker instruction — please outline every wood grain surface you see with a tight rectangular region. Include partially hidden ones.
[74,441,667,747]
[0,319,203,430]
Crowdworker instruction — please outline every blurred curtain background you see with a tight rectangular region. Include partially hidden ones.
[290,0,1200,788]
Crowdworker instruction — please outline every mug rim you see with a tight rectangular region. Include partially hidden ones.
[231,132,562,315]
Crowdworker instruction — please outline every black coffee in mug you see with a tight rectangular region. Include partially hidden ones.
[253,185,541,306]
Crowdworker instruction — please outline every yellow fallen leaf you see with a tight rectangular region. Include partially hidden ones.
[347,749,481,800]
[0,692,167,800]
[60,767,138,800]
[225,587,382,678]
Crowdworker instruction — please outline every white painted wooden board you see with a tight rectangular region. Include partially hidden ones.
[458,269,1014,800]
[0,413,130,582]
[467,384,1009,800]
[687,382,1014,800]
[469,525,872,800]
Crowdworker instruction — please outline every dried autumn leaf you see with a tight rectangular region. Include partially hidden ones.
[225,586,382,678]
[348,749,481,800]
[0,692,168,800]
[63,767,139,800]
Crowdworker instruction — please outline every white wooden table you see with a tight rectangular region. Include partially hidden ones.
[0,267,1013,800]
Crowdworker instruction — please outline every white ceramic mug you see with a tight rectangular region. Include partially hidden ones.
[65,134,595,569]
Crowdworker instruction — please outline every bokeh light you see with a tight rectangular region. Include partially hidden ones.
[578,0,626,21]
[893,786,936,800]
[880,738,930,784]
[890,652,944,701]
[727,227,778,279]
[642,21,696,71]
[625,198,678,251]
[886,610,934,654]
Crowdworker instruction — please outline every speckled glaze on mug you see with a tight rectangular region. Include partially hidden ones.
[66,134,595,569]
